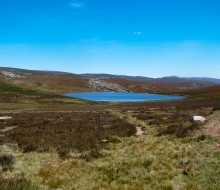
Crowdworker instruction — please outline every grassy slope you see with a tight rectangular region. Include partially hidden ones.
[1,74,90,93]
[0,80,87,110]
[0,81,27,92]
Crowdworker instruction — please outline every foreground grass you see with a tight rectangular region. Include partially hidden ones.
[1,134,219,190]
[0,109,220,190]
[0,126,219,189]
[37,130,219,190]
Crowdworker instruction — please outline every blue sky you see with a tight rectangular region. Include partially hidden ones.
[0,0,220,77]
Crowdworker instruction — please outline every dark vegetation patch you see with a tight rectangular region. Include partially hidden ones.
[158,123,200,138]
[0,155,15,171]
[0,174,34,190]
[0,91,60,103]
[213,105,220,111]
[0,112,136,158]
[0,82,25,92]
[119,98,220,110]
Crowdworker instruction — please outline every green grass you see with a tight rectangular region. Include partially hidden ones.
[36,110,219,190]
[0,82,26,92]
[37,134,210,190]
[213,105,220,111]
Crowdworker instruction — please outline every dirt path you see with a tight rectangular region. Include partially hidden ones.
[110,109,149,136]
[204,111,220,152]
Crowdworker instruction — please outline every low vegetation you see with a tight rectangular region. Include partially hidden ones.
[0,78,220,189]
[0,112,136,159]
[37,108,219,189]
[213,105,220,111]
[0,174,35,190]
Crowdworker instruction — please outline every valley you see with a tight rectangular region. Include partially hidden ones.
[0,68,220,189]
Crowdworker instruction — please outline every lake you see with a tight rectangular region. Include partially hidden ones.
[64,92,184,102]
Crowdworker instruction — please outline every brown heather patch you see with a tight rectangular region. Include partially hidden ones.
[158,123,200,138]
[0,111,136,158]
[116,106,212,138]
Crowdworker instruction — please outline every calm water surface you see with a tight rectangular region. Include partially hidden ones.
[64,92,184,102]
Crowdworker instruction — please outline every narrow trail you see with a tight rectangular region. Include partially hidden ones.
[204,111,220,152]
[110,109,150,136]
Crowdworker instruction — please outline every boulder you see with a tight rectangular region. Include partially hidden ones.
[193,116,206,123]
[0,116,12,120]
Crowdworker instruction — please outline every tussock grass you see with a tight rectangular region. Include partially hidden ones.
[0,174,35,190]
[0,144,59,190]
[38,133,209,190]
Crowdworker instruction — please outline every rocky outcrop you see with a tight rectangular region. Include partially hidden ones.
[88,78,128,92]
[0,70,22,78]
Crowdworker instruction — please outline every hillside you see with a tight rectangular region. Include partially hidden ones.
[103,78,178,94]
[1,67,218,94]
[183,85,220,98]
[0,67,92,93]
[82,74,218,88]
[150,76,216,89]
[0,67,178,93]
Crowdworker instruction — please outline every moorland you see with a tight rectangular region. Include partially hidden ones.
[0,67,220,190]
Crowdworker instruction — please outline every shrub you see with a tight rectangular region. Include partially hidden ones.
[158,123,200,138]
[0,155,14,171]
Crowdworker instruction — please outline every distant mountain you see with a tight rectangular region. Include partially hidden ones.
[149,76,217,89]
[185,77,220,84]
[82,74,218,89]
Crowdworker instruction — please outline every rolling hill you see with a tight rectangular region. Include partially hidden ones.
[0,67,219,94]
[82,74,218,88]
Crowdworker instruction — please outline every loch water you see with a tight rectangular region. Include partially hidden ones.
[64,92,184,102]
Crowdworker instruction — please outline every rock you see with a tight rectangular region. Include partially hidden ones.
[0,70,21,78]
[193,116,206,123]
[88,78,128,92]
[0,116,12,120]
[136,127,144,136]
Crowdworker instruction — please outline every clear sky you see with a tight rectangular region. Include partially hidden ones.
[0,0,220,78]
